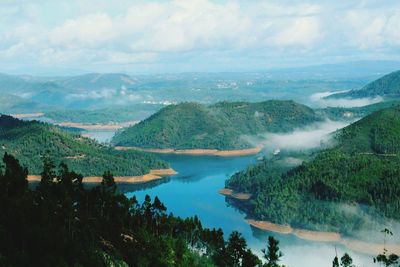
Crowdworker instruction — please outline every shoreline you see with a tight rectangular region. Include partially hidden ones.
[27,168,177,184]
[115,146,262,157]
[247,219,400,256]
[11,112,45,119]
[218,188,252,200]
[58,121,139,131]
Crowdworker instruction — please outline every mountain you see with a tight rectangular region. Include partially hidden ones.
[328,70,400,99]
[226,106,400,234]
[55,73,138,90]
[317,100,400,121]
[112,100,321,150]
[0,115,167,176]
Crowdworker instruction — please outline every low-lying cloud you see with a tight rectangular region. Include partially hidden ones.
[244,120,349,151]
[310,91,383,108]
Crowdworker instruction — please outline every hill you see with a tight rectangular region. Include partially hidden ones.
[225,107,400,234]
[328,70,400,99]
[317,100,400,121]
[112,100,321,150]
[0,115,167,176]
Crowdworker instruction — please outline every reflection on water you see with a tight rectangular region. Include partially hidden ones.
[123,154,377,267]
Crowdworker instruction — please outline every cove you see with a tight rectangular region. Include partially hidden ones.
[123,154,376,267]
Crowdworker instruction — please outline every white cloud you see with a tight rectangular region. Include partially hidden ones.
[270,16,321,47]
[50,13,114,47]
[1,0,400,72]
[310,91,383,108]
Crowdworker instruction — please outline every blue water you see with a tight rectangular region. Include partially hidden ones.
[122,154,375,267]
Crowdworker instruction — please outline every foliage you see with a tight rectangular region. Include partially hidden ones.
[328,70,400,99]
[226,107,400,233]
[0,153,262,267]
[112,100,321,150]
[0,115,167,176]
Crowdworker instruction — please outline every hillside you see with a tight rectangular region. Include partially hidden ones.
[226,107,400,234]
[317,100,400,121]
[0,115,167,176]
[112,100,321,150]
[328,70,400,99]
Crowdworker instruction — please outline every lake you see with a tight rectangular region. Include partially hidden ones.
[122,154,376,267]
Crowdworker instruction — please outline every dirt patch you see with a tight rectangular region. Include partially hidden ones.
[27,168,177,184]
[219,188,252,200]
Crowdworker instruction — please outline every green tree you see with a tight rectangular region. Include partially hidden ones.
[340,253,354,267]
[263,236,283,267]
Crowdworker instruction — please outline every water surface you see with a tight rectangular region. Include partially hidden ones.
[124,154,375,267]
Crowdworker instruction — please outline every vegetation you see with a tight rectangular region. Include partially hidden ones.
[226,107,400,234]
[0,115,167,176]
[328,70,400,99]
[317,101,400,121]
[0,153,265,266]
[112,100,321,150]
[45,104,163,124]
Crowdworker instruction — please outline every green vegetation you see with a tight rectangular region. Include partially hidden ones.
[317,100,400,121]
[112,100,321,150]
[328,70,400,99]
[226,107,400,234]
[0,115,167,176]
[0,153,265,266]
[45,104,163,124]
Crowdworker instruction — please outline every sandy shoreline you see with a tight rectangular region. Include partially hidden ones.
[247,219,400,255]
[27,168,177,184]
[219,188,252,200]
[58,120,139,131]
[115,146,262,157]
[11,112,45,119]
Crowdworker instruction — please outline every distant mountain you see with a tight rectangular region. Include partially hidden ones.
[0,115,167,176]
[226,106,400,233]
[55,73,138,90]
[328,70,400,99]
[317,100,400,121]
[112,100,321,150]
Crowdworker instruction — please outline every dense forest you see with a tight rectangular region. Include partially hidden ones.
[226,107,400,234]
[328,70,400,99]
[112,100,321,150]
[0,154,397,266]
[0,115,167,176]
[0,153,291,267]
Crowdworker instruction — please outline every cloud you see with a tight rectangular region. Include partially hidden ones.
[243,120,349,151]
[270,17,322,47]
[310,91,383,108]
[50,13,114,47]
[1,0,400,73]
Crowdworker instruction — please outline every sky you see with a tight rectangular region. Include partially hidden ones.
[0,0,400,75]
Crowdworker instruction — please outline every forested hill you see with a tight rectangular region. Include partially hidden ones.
[112,100,321,150]
[226,106,400,234]
[328,70,400,99]
[0,115,167,176]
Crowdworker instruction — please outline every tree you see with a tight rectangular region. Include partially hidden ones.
[263,236,283,267]
[340,253,354,267]
[374,229,399,267]
[333,256,339,267]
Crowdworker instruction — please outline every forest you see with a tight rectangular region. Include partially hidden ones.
[0,115,167,176]
[112,100,321,150]
[0,152,283,267]
[226,107,400,235]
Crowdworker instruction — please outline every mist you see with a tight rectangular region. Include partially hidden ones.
[243,120,349,151]
[310,91,383,108]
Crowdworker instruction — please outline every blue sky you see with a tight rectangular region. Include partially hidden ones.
[1,0,399,75]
